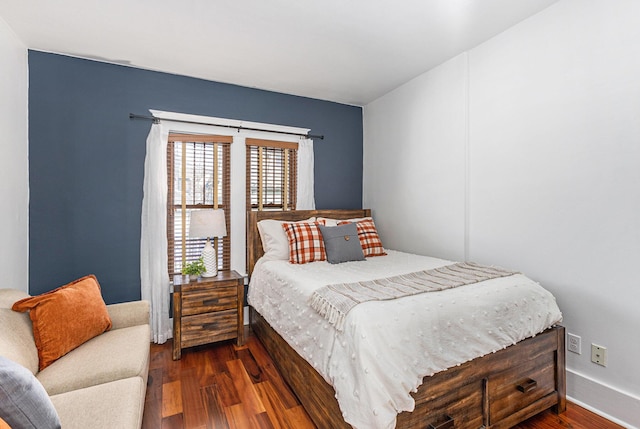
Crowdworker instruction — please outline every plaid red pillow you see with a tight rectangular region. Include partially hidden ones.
[338,218,386,257]
[282,221,326,264]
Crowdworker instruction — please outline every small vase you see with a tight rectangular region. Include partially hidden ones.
[189,274,199,282]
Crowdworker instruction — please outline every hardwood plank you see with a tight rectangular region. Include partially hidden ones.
[223,404,252,428]
[142,368,164,429]
[164,353,185,383]
[182,368,208,429]
[563,404,625,429]
[162,380,183,418]
[254,379,316,429]
[208,340,239,375]
[226,358,267,416]
[252,412,276,429]
[162,413,184,429]
[150,342,173,370]
[212,371,241,407]
[283,405,315,428]
[201,385,230,429]
[237,347,266,384]
[254,381,288,429]
[182,346,216,387]
[514,404,625,429]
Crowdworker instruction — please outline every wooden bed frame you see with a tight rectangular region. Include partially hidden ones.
[247,209,566,429]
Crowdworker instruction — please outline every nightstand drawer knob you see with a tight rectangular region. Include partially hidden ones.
[428,414,454,429]
[516,378,538,393]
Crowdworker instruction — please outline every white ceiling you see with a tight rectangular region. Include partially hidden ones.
[0,0,558,106]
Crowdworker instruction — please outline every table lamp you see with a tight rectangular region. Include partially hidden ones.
[189,209,227,277]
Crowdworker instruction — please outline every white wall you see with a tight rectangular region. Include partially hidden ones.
[363,54,468,262]
[0,16,29,293]
[364,0,640,427]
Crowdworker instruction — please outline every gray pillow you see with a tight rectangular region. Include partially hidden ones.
[0,356,61,429]
[319,223,365,264]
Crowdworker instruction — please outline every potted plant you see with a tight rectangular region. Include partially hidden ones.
[182,257,206,281]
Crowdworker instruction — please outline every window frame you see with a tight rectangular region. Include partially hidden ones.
[167,133,232,276]
[246,138,298,212]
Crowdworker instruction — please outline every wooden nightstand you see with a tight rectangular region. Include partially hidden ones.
[172,270,245,360]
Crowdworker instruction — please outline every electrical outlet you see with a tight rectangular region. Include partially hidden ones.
[567,333,581,354]
[591,344,607,366]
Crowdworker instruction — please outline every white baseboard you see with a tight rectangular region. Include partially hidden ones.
[567,369,640,428]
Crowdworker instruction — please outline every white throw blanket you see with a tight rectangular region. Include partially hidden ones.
[310,262,517,331]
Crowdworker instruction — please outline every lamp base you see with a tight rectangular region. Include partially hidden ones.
[200,238,218,277]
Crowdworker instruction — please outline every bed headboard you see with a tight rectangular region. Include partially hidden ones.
[246,209,371,276]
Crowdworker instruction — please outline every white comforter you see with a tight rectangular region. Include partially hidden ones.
[248,250,562,429]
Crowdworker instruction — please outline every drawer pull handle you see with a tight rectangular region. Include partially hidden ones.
[203,299,220,306]
[517,378,537,393]
[428,414,454,429]
[202,323,226,330]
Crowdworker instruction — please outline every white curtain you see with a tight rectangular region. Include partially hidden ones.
[297,138,315,210]
[140,122,172,344]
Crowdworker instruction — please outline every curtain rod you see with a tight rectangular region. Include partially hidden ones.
[129,113,324,140]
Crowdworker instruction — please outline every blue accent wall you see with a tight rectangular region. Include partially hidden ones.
[28,51,363,304]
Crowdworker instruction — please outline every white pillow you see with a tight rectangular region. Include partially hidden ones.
[316,217,339,227]
[317,216,372,227]
[257,217,316,260]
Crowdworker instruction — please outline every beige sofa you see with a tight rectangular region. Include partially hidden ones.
[0,288,150,428]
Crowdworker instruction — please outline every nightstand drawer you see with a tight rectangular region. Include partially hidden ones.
[181,286,237,316]
[180,309,238,348]
[488,352,556,424]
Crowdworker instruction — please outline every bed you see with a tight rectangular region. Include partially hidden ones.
[247,209,566,429]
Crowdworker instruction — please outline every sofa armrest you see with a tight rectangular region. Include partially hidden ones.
[107,300,150,330]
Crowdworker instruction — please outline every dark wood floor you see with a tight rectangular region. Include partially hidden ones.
[143,327,623,429]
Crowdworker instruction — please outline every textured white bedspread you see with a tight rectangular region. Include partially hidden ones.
[248,250,562,429]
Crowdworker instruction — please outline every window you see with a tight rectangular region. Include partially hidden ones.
[246,138,298,211]
[167,134,231,275]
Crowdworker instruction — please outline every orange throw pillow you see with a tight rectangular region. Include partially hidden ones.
[282,221,327,264]
[338,218,387,257]
[12,275,112,371]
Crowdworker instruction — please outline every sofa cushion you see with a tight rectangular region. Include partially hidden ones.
[0,289,39,374]
[107,300,150,331]
[50,377,145,429]
[0,308,39,375]
[12,275,113,371]
[0,288,30,309]
[37,324,150,396]
[0,356,61,429]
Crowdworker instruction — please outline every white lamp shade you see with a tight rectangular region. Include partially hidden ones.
[189,209,227,238]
